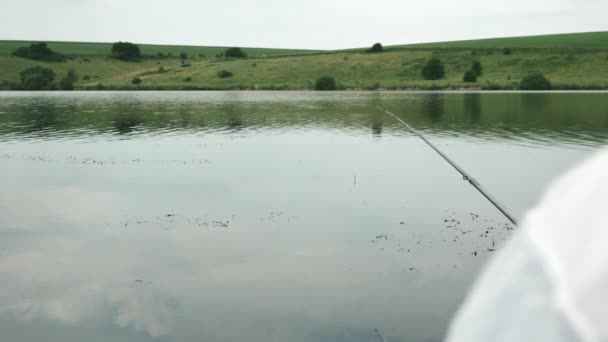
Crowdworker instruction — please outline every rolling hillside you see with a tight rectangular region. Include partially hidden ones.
[1,32,607,90]
[393,31,608,50]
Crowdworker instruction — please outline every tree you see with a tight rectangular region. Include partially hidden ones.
[370,43,383,53]
[315,76,337,91]
[463,70,478,83]
[19,66,56,90]
[471,60,483,76]
[13,42,65,62]
[503,48,513,55]
[180,52,188,60]
[519,74,552,90]
[59,69,78,90]
[111,42,141,61]
[132,77,142,85]
[217,70,233,78]
[421,58,445,80]
[224,47,247,58]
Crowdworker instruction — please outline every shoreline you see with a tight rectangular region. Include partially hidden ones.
[2,89,608,93]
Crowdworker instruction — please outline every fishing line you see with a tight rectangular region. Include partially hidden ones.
[378,106,518,226]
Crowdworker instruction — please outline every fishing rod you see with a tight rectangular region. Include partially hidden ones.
[378,106,518,226]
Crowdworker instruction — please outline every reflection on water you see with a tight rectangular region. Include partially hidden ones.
[463,93,481,123]
[422,93,445,123]
[1,91,607,147]
[0,91,607,342]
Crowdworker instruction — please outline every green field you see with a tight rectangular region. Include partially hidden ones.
[1,32,607,90]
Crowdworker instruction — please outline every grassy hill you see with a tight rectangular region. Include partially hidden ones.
[394,31,608,50]
[0,40,321,57]
[1,32,607,90]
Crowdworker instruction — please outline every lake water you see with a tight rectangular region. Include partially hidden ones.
[0,91,607,342]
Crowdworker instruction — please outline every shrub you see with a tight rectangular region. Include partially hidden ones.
[132,77,142,85]
[59,69,78,90]
[463,70,478,83]
[13,42,65,62]
[158,66,165,72]
[503,48,513,55]
[184,77,192,82]
[19,66,56,90]
[0,80,12,90]
[180,52,188,60]
[471,60,483,76]
[224,47,247,58]
[315,76,337,91]
[370,43,383,53]
[111,42,141,61]
[83,75,91,81]
[252,63,257,67]
[519,74,552,90]
[217,70,233,78]
[421,58,445,80]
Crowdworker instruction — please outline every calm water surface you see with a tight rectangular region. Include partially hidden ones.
[0,91,607,342]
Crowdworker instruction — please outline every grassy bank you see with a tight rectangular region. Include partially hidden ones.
[1,32,607,90]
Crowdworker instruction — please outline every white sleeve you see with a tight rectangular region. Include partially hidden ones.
[446,150,608,342]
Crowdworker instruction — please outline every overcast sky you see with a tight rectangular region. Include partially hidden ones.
[1,0,606,50]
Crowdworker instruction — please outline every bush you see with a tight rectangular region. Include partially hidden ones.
[83,75,91,81]
[0,80,12,90]
[158,66,165,72]
[217,70,233,78]
[111,42,141,61]
[503,48,513,55]
[463,70,478,83]
[315,76,337,91]
[19,66,56,90]
[471,60,483,76]
[180,52,188,60]
[370,43,383,53]
[421,58,445,80]
[13,42,66,62]
[519,74,552,90]
[132,77,142,85]
[59,69,78,90]
[184,77,192,82]
[224,47,247,58]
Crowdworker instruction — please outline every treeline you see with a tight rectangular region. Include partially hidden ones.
[12,41,250,62]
